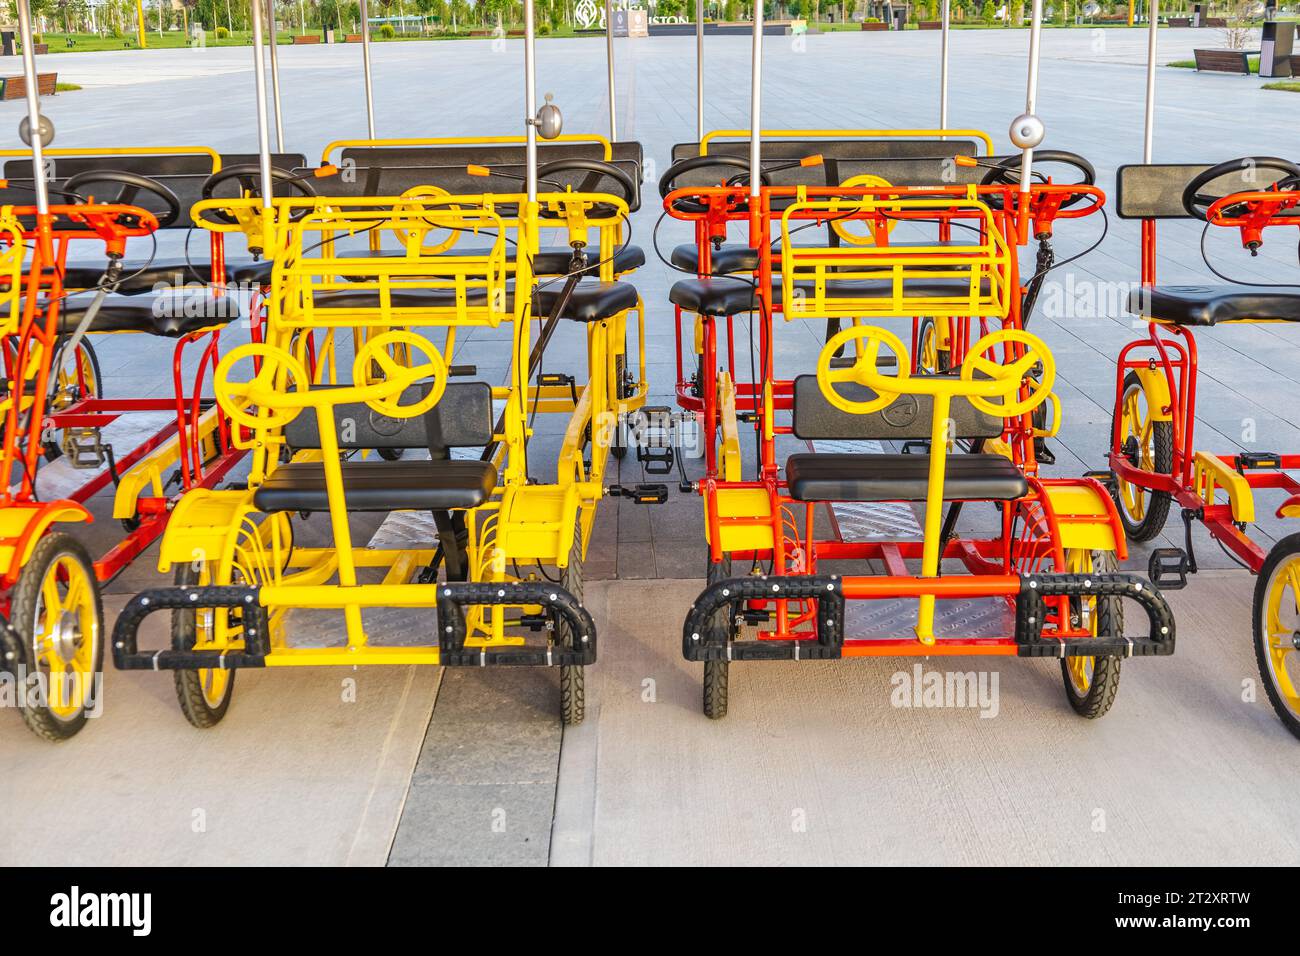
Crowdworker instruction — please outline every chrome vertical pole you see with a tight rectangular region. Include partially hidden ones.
[267,0,285,151]
[1016,0,1045,202]
[939,0,950,129]
[605,0,617,139]
[250,0,275,210]
[695,0,705,142]
[749,0,762,200]
[360,0,377,137]
[15,0,47,213]
[524,0,538,202]
[1142,0,1158,162]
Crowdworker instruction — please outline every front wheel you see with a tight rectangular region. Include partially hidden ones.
[1112,370,1174,542]
[8,532,104,741]
[558,526,586,726]
[1252,534,1300,740]
[1059,548,1123,719]
[702,554,734,720]
[916,316,951,374]
[171,563,236,728]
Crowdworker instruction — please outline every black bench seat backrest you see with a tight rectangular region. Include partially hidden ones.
[669,139,985,190]
[1115,162,1294,220]
[330,141,644,211]
[0,152,307,230]
[791,374,1003,442]
[282,381,494,453]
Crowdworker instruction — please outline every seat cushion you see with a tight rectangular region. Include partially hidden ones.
[253,459,498,513]
[230,259,275,285]
[312,279,637,323]
[59,258,231,294]
[52,290,243,336]
[1127,285,1300,326]
[669,276,767,316]
[670,242,760,275]
[785,452,1028,503]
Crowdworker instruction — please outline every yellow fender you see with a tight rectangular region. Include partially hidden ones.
[156,488,258,575]
[0,501,92,586]
[1040,479,1124,558]
[1134,367,1173,422]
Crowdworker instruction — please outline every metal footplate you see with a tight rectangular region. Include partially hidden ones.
[437,581,597,667]
[1014,573,1176,658]
[112,586,270,671]
[682,575,846,662]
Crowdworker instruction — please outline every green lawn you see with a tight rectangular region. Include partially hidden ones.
[1263,81,1300,92]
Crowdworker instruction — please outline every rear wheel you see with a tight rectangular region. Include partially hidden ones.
[702,554,734,720]
[42,339,102,462]
[916,317,951,374]
[8,533,103,741]
[1112,371,1174,542]
[171,563,236,728]
[558,526,586,726]
[1252,535,1300,740]
[1059,548,1123,719]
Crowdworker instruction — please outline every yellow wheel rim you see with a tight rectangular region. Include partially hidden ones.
[1118,380,1156,525]
[51,344,96,412]
[31,554,99,720]
[919,322,938,373]
[1262,555,1300,719]
[1064,549,1098,694]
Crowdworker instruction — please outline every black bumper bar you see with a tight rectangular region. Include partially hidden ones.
[111,581,596,670]
[682,572,1175,662]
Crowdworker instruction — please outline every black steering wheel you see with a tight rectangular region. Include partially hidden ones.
[658,155,772,213]
[63,169,182,229]
[1181,157,1300,221]
[535,158,638,220]
[979,150,1096,210]
[199,164,319,224]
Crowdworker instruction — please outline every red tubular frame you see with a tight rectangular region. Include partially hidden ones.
[666,182,1113,651]
[1107,196,1300,576]
[0,205,246,591]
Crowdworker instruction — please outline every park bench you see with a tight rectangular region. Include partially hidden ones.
[1193,48,1257,73]
[918,20,943,29]
[290,34,321,44]
[860,20,887,30]
[0,72,57,100]
[1205,16,1227,27]
[344,33,364,42]
[1167,16,1191,25]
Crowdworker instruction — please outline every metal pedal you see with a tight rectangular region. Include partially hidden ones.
[630,405,676,476]
[1148,547,1190,590]
[608,483,669,505]
[1237,451,1282,471]
[1034,437,1056,466]
[62,427,108,469]
[1083,469,1116,492]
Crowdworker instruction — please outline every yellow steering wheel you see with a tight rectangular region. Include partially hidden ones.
[830,175,898,246]
[815,324,910,415]
[214,343,308,430]
[959,328,1056,418]
[388,185,460,256]
[352,330,449,419]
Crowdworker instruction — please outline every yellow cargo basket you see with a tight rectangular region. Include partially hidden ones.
[779,196,1013,321]
[267,197,512,333]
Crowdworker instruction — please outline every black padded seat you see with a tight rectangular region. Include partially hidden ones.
[253,459,498,513]
[339,245,645,278]
[670,242,761,275]
[230,259,275,285]
[669,275,988,316]
[1127,285,1300,326]
[51,290,243,336]
[58,259,231,294]
[311,279,638,323]
[785,452,1028,503]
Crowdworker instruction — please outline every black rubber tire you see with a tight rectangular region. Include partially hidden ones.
[1112,370,1174,542]
[916,317,951,374]
[702,554,734,720]
[611,352,629,459]
[1252,534,1300,741]
[558,526,586,726]
[9,533,104,741]
[171,563,235,729]
[377,447,403,461]
[1060,550,1124,719]
[43,339,102,462]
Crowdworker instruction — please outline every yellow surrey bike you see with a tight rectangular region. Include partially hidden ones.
[109,171,644,727]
